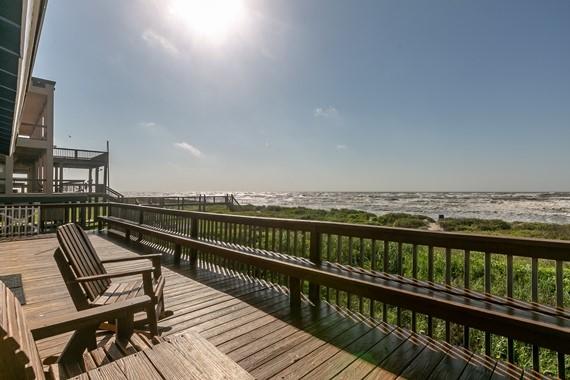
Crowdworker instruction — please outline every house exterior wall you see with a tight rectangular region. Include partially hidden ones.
[2,78,54,194]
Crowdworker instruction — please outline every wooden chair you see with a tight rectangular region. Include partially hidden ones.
[1,282,254,380]
[0,280,150,379]
[55,223,165,336]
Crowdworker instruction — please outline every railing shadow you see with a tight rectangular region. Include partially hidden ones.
[98,232,535,380]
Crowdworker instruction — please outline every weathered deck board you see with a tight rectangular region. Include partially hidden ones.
[0,233,531,379]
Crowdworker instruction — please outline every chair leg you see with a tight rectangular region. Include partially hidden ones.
[146,304,159,336]
[116,314,135,346]
[58,325,98,364]
[157,296,165,319]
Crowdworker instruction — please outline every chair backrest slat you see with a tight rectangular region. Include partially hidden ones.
[0,281,45,380]
[56,223,110,300]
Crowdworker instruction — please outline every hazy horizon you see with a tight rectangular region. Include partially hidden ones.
[33,1,570,192]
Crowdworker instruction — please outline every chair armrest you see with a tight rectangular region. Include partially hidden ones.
[100,254,162,264]
[30,296,151,340]
[72,267,154,283]
[101,254,162,279]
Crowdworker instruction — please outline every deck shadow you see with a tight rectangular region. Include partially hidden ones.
[100,232,526,380]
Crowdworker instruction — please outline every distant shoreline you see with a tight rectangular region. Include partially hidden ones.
[126,191,570,224]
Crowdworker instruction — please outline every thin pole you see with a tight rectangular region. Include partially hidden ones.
[106,140,110,189]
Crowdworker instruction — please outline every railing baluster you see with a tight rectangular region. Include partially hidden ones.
[347,237,353,309]
[531,257,539,372]
[359,238,364,313]
[370,239,377,318]
[411,244,417,332]
[271,227,276,251]
[445,247,451,342]
[309,227,321,305]
[397,242,403,326]
[293,230,298,256]
[556,260,565,379]
[427,246,434,337]
[336,235,342,306]
[326,234,332,302]
[464,250,471,349]
[485,251,492,356]
[507,254,514,362]
[383,240,389,323]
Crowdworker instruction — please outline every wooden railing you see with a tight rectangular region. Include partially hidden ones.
[53,147,107,161]
[0,202,108,239]
[0,204,41,238]
[118,194,238,211]
[4,201,567,375]
[106,202,569,377]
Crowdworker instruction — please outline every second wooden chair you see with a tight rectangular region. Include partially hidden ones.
[54,223,165,335]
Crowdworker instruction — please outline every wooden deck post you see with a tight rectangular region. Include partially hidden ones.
[308,227,321,305]
[289,276,301,312]
[80,205,86,228]
[190,217,199,267]
[174,244,182,266]
[38,206,44,234]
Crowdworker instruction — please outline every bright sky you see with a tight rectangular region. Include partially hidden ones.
[33,0,570,192]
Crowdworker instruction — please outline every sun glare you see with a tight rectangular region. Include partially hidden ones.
[170,0,247,43]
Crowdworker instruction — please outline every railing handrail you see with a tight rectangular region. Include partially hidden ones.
[108,202,570,260]
[105,186,124,199]
[53,147,107,154]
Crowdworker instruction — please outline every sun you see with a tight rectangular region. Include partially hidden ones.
[170,0,247,43]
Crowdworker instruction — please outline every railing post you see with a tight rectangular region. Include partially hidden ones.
[190,217,199,267]
[174,244,182,266]
[137,207,144,242]
[289,276,301,312]
[80,205,86,228]
[38,206,44,234]
[308,226,321,305]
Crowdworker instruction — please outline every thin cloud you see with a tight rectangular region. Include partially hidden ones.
[142,29,179,55]
[138,121,159,129]
[174,141,203,158]
[314,106,339,118]
[336,144,348,150]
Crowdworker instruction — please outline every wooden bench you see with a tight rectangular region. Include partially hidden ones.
[99,215,570,357]
[0,281,253,379]
[68,331,254,380]
[55,223,166,336]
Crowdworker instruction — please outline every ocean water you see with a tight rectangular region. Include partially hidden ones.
[124,191,570,224]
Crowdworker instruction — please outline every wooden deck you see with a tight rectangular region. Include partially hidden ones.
[0,233,536,379]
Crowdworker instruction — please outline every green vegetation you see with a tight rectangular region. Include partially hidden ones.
[441,218,570,240]
[206,204,436,229]
[204,203,570,240]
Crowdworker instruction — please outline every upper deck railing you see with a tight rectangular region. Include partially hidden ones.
[10,179,121,195]
[53,147,108,161]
